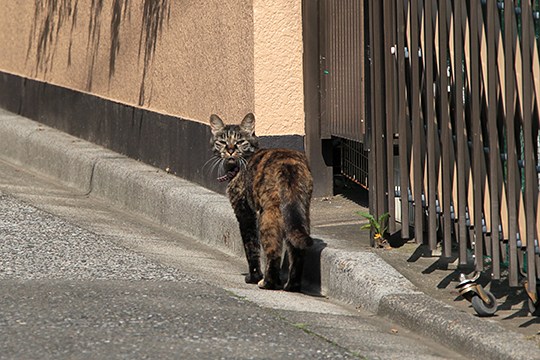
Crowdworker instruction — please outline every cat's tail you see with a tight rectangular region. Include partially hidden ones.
[282,200,313,249]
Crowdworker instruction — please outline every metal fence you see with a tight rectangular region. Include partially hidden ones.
[367,0,540,313]
[318,0,370,188]
[320,0,367,143]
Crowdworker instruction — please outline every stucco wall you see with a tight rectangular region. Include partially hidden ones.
[0,0,305,136]
[253,0,305,136]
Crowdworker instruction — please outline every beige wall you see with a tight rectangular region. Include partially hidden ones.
[253,0,305,136]
[0,0,305,137]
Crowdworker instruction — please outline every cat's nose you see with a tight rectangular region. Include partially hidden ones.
[226,148,235,155]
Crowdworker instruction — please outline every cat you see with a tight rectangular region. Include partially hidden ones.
[208,113,313,292]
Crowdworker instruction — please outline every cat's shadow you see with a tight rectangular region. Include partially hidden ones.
[298,237,326,297]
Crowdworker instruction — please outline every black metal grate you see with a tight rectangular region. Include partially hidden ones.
[340,138,369,189]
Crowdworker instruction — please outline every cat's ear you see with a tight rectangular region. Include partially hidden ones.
[209,114,225,135]
[240,113,255,135]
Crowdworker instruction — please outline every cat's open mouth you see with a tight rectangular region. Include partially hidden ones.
[217,166,239,182]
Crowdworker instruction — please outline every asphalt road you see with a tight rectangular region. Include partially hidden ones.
[0,158,463,359]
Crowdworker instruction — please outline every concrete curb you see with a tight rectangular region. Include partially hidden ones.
[379,294,535,360]
[0,109,538,360]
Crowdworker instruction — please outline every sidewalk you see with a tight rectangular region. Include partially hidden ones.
[0,108,538,360]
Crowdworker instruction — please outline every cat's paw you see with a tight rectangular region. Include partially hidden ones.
[245,272,263,284]
[257,278,281,290]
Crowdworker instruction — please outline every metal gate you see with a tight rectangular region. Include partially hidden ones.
[367,0,540,312]
[319,0,369,187]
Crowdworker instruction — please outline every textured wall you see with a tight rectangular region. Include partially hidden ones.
[253,0,305,136]
[0,1,306,136]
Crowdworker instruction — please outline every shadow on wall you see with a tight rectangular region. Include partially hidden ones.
[26,0,170,106]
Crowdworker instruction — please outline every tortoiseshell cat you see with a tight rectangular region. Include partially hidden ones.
[208,113,313,292]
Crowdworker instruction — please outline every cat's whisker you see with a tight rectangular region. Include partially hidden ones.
[202,156,221,172]
[208,162,220,176]
[210,159,224,175]
[216,158,226,177]
[202,155,220,167]
[203,156,223,176]
[239,157,248,171]
[210,160,222,177]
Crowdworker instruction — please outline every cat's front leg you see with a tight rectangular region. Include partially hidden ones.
[233,202,263,284]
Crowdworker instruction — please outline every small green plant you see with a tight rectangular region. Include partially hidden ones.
[358,211,390,246]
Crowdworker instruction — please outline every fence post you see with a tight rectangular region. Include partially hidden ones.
[521,0,538,304]
[367,0,387,245]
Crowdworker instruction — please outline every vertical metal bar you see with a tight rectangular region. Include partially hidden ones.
[368,0,387,241]
[357,1,364,141]
[425,0,437,250]
[343,0,349,138]
[332,0,338,137]
[504,0,518,287]
[349,1,360,139]
[344,0,349,138]
[470,0,484,272]
[398,0,410,240]
[487,0,501,279]
[439,0,452,257]
[376,1,387,223]
[332,0,337,135]
[411,0,424,244]
[342,0,348,138]
[368,0,376,245]
[384,0,396,233]
[349,0,355,140]
[329,0,335,139]
[334,0,341,137]
[354,0,361,140]
[319,0,329,139]
[455,0,468,266]
[522,0,537,300]
[359,0,367,140]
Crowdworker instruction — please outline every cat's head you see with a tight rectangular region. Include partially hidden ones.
[208,113,259,173]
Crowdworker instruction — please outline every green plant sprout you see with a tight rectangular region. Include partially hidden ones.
[358,211,390,248]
